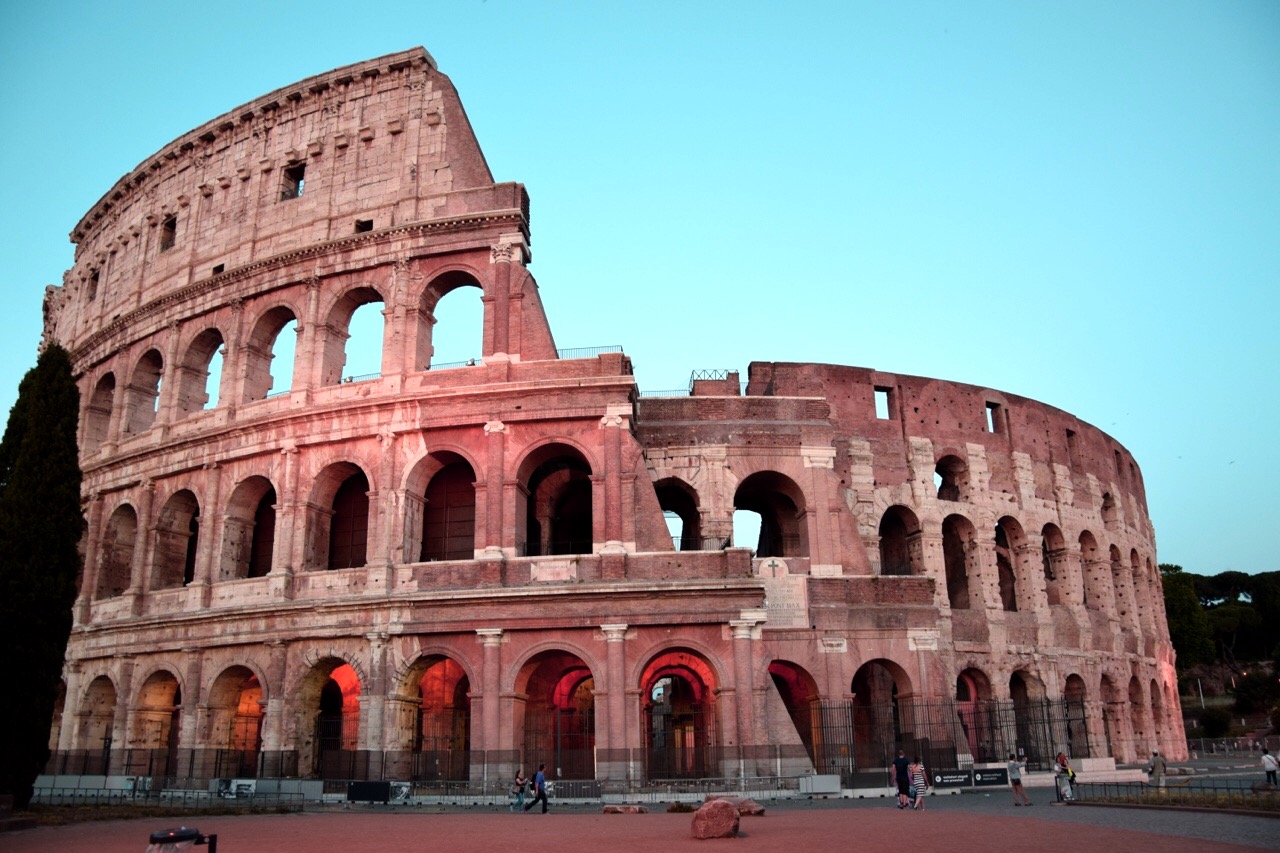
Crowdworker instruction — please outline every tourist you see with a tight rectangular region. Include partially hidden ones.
[524,763,549,813]
[909,756,929,810]
[1055,752,1075,801]
[1147,749,1166,789]
[1264,749,1279,786]
[892,749,911,809]
[510,768,527,812]
[1007,754,1032,806]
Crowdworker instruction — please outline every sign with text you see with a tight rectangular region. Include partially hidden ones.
[973,768,1009,786]
[932,769,972,788]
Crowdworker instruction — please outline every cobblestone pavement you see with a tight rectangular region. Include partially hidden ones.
[1,793,1275,853]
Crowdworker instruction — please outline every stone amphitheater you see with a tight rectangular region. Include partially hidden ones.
[38,47,1182,795]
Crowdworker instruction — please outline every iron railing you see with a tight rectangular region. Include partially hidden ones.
[556,345,623,360]
[1073,780,1280,812]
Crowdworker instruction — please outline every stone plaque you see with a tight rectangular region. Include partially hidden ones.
[530,560,576,583]
[763,575,809,629]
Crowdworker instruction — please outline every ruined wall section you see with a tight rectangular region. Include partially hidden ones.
[49,48,498,354]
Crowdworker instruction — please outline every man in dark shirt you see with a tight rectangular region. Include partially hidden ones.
[892,750,911,809]
[524,763,549,813]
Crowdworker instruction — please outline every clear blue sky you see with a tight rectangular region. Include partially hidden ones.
[1,1,1276,574]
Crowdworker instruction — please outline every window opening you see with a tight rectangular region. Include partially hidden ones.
[281,163,306,200]
[985,402,1001,434]
[87,270,99,302]
[159,215,177,251]
[212,264,225,275]
[874,387,892,420]
[355,219,373,233]
[1065,429,1077,466]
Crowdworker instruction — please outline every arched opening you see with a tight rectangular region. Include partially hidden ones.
[1128,676,1146,753]
[421,460,477,561]
[1109,545,1129,620]
[955,667,994,761]
[767,660,819,769]
[934,455,967,502]
[96,504,137,599]
[1010,671,1055,769]
[1079,530,1104,610]
[655,478,705,551]
[878,506,922,576]
[300,660,361,779]
[207,666,263,778]
[421,273,484,368]
[849,660,914,777]
[410,656,471,781]
[519,651,595,780]
[219,476,277,581]
[1149,677,1165,750]
[1101,492,1118,529]
[322,287,384,385]
[733,471,808,558]
[79,676,117,774]
[1041,523,1067,606]
[305,463,372,571]
[641,649,717,780]
[942,514,976,610]
[134,671,182,777]
[994,517,1020,612]
[174,328,225,418]
[1063,674,1090,758]
[151,490,200,590]
[123,349,163,436]
[519,445,593,557]
[242,306,298,401]
[83,373,115,452]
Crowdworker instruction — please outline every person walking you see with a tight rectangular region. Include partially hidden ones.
[524,763,549,813]
[909,755,929,810]
[1147,749,1167,790]
[510,768,527,813]
[1055,752,1075,801]
[892,749,912,809]
[1263,749,1279,786]
[1007,754,1032,806]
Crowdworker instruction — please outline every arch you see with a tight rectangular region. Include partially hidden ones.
[206,666,264,777]
[1109,544,1129,620]
[321,286,385,386]
[123,349,163,436]
[242,305,299,401]
[733,470,808,558]
[78,675,117,765]
[655,477,705,551]
[956,667,996,762]
[1063,674,1090,758]
[133,670,182,774]
[420,457,477,562]
[994,517,1021,612]
[942,513,977,609]
[419,270,485,369]
[297,658,362,778]
[1079,530,1105,610]
[518,442,594,557]
[151,489,200,590]
[174,327,225,418]
[934,454,968,502]
[768,660,820,766]
[517,649,596,780]
[639,647,719,780]
[96,503,137,599]
[1128,675,1147,753]
[390,654,471,781]
[878,506,923,576]
[849,659,913,773]
[1100,492,1118,529]
[1009,671,1056,768]
[83,372,115,452]
[219,475,277,581]
[1041,523,1067,606]
[1149,676,1165,750]
[305,462,372,571]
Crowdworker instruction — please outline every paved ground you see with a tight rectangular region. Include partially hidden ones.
[2,793,1276,853]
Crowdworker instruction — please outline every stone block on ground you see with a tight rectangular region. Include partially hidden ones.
[602,804,649,813]
[691,799,740,839]
[704,794,766,815]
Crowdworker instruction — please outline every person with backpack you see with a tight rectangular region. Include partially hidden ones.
[524,763,549,813]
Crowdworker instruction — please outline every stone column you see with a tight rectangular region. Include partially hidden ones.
[729,615,763,773]
[270,443,300,598]
[476,628,504,777]
[58,661,84,754]
[189,463,222,608]
[260,641,289,756]
[599,406,630,550]
[128,481,156,613]
[220,298,246,412]
[488,244,516,355]
[364,633,389,753]
[482,421,506,556]
[600,624,628,781]
[802,446,839,574]
[77,492,106,623]
[112,660,136,769]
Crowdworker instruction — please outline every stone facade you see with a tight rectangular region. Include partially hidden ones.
[41,48,1184,788]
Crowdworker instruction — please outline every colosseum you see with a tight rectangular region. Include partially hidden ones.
[38,48,1182,798]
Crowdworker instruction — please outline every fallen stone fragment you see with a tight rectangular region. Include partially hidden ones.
[691,799,740,839]
[704,794,766,816]
[602,804,649,813]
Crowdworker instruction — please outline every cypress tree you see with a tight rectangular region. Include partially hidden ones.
[0,344,83,808]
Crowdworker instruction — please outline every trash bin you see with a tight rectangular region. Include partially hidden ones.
[146,827,218,853]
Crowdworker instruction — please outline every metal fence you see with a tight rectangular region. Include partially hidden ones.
[1185,735,1280,756]
[1074,780,1280,812]
[556,345,623,360]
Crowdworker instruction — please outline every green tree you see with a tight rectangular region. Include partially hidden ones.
[1160,564,1214,669]
[0,344,83,808]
